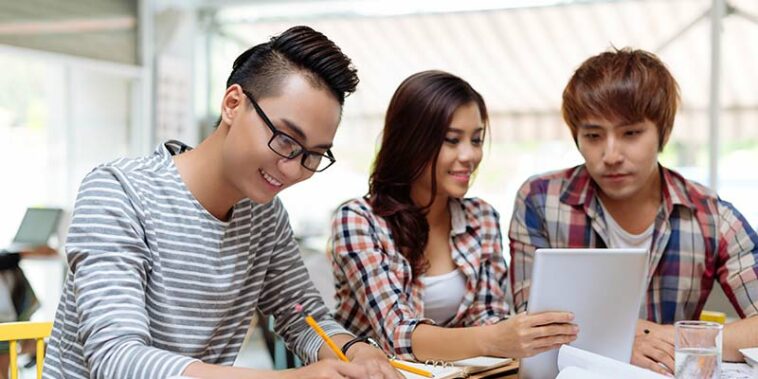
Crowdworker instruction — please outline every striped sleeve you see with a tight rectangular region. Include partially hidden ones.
[65,168,197,379]
[256,199,350,364]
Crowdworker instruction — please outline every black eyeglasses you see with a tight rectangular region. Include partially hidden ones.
[242,89,336,172]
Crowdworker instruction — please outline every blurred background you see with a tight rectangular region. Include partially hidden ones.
[0,0,756,373]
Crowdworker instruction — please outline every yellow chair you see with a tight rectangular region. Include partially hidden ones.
[0,322,53,379]
[700,310,727,324]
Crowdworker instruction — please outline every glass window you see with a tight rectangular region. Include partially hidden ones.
[0,51,135,321]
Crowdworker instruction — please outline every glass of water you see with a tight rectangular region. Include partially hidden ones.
[674,320,723,379]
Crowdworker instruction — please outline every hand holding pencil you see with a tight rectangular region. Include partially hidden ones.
[293,304,427,378]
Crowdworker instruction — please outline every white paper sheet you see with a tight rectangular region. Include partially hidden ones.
[555,366,608,379]
[739,347,758,367]
[557,345,668,379]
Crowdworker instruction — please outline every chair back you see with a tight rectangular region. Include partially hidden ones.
[699,310,727,324]
[0,322,53,379]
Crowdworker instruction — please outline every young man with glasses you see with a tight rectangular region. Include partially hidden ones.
[43,26,402,379]
[508,48,758,375]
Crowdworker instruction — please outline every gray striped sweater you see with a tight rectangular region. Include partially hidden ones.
[43,141,346,379]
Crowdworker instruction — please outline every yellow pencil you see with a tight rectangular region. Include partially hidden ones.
[304,314,350,362]
[302,310,433,377]
[390,359,434,377]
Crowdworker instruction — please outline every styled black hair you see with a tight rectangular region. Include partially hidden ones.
[225,25,359,105]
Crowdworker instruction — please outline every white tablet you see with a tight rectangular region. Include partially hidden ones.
[519,248,649,379]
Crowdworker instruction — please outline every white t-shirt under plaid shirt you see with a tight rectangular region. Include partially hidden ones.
[43,141,348,379]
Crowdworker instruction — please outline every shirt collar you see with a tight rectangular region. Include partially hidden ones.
[162,140,192,156]
[559,164,697,213]
[449,198,479,236]
[660,167,696,210]
[559,165,595,207]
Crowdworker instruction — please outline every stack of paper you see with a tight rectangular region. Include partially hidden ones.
[555,345,667,379]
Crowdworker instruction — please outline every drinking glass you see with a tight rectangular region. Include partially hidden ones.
[674,320,722,379]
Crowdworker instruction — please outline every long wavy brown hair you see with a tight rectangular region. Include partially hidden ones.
[368,70,488,277]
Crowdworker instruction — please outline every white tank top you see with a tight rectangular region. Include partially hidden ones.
[420,268,467,324]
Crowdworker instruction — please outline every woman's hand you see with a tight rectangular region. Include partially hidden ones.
[479,311,578,358]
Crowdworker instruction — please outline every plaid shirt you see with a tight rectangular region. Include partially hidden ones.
[330,197,508,360]
[509,165,758,324]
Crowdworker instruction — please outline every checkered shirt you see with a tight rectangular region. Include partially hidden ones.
[509,165,758,323]
[330,197,509,360]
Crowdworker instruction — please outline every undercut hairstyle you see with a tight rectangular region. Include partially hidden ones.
[368,70,488,277]
[562,47,680,151]
[225,25,359,107]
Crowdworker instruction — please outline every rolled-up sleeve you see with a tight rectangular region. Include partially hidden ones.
[715,200,758,318]
[508,180,550,313]
[465,203,509,324]
[331,205,429,360]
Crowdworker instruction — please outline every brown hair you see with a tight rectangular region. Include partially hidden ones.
[369,70,488,277]
[561,48,680,151]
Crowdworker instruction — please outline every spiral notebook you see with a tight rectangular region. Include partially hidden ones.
[398,356,513,379]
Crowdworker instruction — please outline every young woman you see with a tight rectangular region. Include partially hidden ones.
[329,70,578,362]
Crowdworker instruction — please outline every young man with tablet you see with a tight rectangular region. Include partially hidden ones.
[508,48,758,375]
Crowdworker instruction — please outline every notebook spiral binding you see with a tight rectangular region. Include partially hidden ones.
[424,360,455,369]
